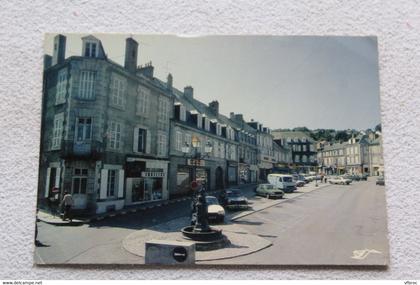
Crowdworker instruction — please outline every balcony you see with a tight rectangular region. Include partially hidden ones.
[61,140,105,159]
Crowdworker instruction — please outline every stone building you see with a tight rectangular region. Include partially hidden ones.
[367,134,384,176]
[167,88,240,198]
[229,113,259,184]
[39,34,172,214]
[247,120,275,181]
[272,130,317,173]
[317,142,347,175]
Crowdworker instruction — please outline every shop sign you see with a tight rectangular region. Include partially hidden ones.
[142,168,164,178]
[187,159,205,167]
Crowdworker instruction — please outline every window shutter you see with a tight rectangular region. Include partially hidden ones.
[118,169,125,198]
[100,169,108,199]
[146,130,151,154]
[44,168,51,198]
[54,167,61,188]
[143,130,147,153]
[133,127,139,152]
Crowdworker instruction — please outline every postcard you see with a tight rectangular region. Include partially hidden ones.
[35,34,388,266]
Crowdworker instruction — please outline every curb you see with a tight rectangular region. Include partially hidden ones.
[39,185,256,225]
[230,183,331,222]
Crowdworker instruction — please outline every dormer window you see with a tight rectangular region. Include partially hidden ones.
[84,41,98,58]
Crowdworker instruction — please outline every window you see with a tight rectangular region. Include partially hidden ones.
[55,69,67,105]
[107,169,117,197]
[197,114,203,128]
[176,131,183,151]
[79,71,96,99]
[157,133,167,156]
[180,105,187,121]
[185,133,192,146]
[158,97,169,130]
[110,74,126,108]
[109,121,122,150]
[76,118,92,142]
[216,124,221,136]
[204,117,210,131]
[52,113,64,150]
[136,128,147,152]
[136,86,150,116]
[84,42,97,58]
[72,168,88,194]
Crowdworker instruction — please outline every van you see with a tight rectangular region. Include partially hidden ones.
[267,174,297,193]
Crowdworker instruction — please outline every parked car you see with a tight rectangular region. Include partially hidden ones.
[220,189,249,210]
[360,174,369,181]
[267,174,297,193]
[376,176,385,186]
[205,196,225,223]
[292,174,306,187]
[255,184,284,199]
[329,176,352,185]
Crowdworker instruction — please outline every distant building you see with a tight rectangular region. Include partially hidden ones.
[272,130,317,172]
[229,113,259,184]
[317,133,384,176]
[247,120,276,181]
[367,134,384,176]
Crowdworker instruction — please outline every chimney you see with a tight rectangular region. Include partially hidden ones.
[167,73,173,90]
[138,61,154,78]
[234,114,244,122]
[184,86,193,98]
[43,55,52,70]
[124,37,138,73]
[230,112,235,119]
[209,100,219,115]
[52,34,66,65]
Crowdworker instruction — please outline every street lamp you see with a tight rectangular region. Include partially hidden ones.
[180,136,223,245]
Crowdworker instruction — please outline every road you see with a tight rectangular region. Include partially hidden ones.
[205,179,389,265]
[34,179,389,265]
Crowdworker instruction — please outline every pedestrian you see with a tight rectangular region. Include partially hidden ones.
[60,191,74,222]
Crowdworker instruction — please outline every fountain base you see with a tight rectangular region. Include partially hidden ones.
[181,226,230,251]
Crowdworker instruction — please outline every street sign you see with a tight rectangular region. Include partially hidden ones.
[191,181,199,191]
[172,246,188,262]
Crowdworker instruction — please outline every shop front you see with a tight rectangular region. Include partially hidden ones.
[125,157,169,205]
[226,160,238,186]
[175,164,210,196]
[239,163,250,184]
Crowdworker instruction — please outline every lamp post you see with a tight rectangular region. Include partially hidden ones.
[181,136,213,231]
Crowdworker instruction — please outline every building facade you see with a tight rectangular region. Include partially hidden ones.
[39,35,172,214]
[247,121,276,181]
[317,133,384,176]
[272,130,317,173]
[168,90,240,198]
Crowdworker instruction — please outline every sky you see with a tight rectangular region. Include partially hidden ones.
[44,34,382,130]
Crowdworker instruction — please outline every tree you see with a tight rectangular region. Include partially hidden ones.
[334,131,350,142]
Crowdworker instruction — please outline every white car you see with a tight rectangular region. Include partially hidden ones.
[206,196,225,223]
[329,176,352,185]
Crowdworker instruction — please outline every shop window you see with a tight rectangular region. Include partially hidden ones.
[131,177,163,202]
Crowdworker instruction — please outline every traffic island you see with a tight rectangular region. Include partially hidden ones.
[122,221,271,262]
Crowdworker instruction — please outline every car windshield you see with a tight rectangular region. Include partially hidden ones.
[227,190,242,197]
[206,196,219,205]
[264,184,274,189]
[282,177,293,182]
